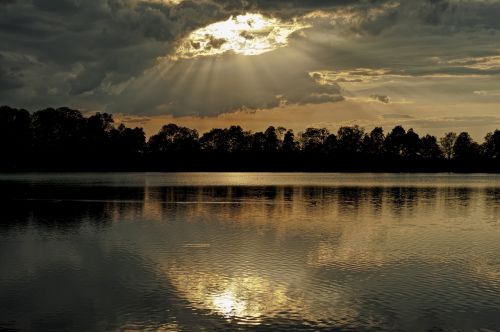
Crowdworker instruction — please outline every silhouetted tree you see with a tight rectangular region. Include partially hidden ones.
[264,126,280,152]
[324,134,338,155]
[0,106,31,169]
[300,128,329,153]
[84,112,114,154]
[1,105,498,172]
[282,130,297,152]
[440,132,457,160]
[250,132,267,153]
[31,107,87,169]
[385,125,406,157]
[87,112,114,133]
[453,132,479,160]
[32,107,86,153]
[403,128,421,159]
[337,125,364,155]
[276,127,287,142]
[200,128,229,152]
[483,130,500,160]
[226,125,249,152]
[111,124,146,154]
[420,134,443,160]
[363,127,385,157]
[149,123,199,153]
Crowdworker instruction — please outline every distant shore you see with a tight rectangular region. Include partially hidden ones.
[1,106,499,173]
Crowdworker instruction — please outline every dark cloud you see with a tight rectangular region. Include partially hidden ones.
[299,93,345,105]
[383,114,414,120]
[370,94,390,103]
[239,30,255,40]
[418,0,452,25]
[212,0,376,16]
[32,0,80,13]
[0,0,234,108]
[405,116,500,129]
[0,67,24,90]
[118,115,152,126]
[206,35,227,49]
[0,0,500,116]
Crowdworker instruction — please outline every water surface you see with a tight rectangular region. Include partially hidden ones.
[1,173,500,331]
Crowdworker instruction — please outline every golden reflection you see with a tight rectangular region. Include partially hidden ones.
[132,183,500,327]
[165,265,292,321]
[212,292,240,317]
[307,239,386,269]
[175,14,308,58]
[163,262,363,327]
[472,261,500,286]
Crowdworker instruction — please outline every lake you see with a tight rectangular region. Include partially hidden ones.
[1,173,500,331]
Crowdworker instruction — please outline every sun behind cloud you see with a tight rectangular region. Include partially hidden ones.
[175,13,308,59]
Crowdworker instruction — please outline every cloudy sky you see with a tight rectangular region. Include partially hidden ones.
[1,0,500,138]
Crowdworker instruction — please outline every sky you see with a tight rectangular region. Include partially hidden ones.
[1,0,500,138]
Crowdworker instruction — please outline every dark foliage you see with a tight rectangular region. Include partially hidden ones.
[1,105,499,172]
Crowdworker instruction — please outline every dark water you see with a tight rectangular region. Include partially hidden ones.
[1,173,500,331]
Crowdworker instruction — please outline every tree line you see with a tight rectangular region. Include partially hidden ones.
[1,105,499,172]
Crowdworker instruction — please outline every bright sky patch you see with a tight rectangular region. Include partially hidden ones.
[175,13,308,59]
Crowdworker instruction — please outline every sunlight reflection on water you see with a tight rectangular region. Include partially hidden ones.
[0,173,500,331]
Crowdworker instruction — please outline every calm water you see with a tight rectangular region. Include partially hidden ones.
[1,173,500,331]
